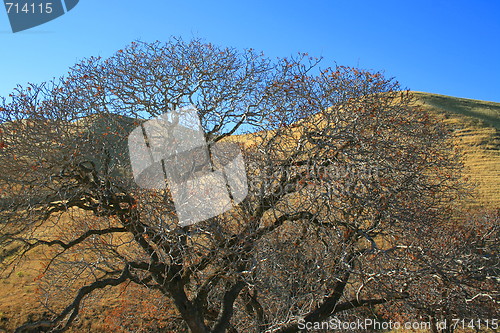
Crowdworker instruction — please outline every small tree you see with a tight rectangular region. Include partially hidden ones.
[0,38,490,333]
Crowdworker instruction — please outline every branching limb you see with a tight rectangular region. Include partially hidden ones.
[211,280,246,333]
[15,265,131,333]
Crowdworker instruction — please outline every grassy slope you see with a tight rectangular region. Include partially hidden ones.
[0,92,499,332]
[412,92,500,208]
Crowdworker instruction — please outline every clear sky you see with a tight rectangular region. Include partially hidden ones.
[1,0,499,102]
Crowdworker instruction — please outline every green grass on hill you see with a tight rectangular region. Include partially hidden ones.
[413,91,500,129]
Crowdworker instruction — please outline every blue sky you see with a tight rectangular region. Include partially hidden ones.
[1,0,499,102]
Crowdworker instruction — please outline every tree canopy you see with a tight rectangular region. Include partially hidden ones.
[0,38,497,333]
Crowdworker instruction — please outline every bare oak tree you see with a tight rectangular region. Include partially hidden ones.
[0,38,495,332]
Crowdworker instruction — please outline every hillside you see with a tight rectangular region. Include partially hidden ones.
[412,92,500,207]
[0,92,499,332]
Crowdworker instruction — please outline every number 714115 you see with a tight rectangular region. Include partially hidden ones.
[5,2,53,14]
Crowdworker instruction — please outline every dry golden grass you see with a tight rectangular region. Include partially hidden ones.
[0,92,498,331]
[413,92,499,208]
